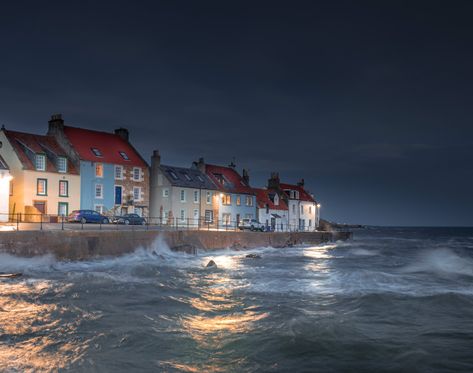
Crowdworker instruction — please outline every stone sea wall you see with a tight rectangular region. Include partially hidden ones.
[0,230,352,260]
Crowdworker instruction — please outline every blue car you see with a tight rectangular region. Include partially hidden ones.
[67,210,110,224]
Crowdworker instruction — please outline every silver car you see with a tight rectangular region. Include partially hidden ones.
[238,218,265,232]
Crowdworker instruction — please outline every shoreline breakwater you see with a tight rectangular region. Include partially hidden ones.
[0,230,351,260]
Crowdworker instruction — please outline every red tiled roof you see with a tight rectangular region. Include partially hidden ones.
[280,183,316,202]
[63,126,148,167]
[205,164,255,195]
[4,130,78,174]
[254,188,288,210]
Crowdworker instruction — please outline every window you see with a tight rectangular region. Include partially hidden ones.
[91,148,102,157]
[309,206,312,214]
[59,180,68,197]
[58,202,68,216]
[115,165,123,180]
[57,157,67,173]
[183,173,192,181]
[95,183,103,199]
[222,194,231,205]
[300,205,304,215]
[163,188,169,197]
[246,196,253,206]
[37,178,47,195]
[95,163,103,178]
[206,191,211,204]
[309,219,312,227]
[133,167,141,181]
[205,210,213,223]
[35,154,46,171]
[193,209,199,220]
[94,204,104,214]
[180,209,185,221]
[180,190,186,202]
[292,204,296,214]
[222,213,231,225]
[236,196,241,206]
[119,151,129,160]
[295,191,300,199]
[133,187,142,201]
[245,214,253,219]
[194,190,199,203]
[274,194,279,206]
[266,204,269,214]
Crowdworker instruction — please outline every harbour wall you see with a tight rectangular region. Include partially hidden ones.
[0,230,352,260]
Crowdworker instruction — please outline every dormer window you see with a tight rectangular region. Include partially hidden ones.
[274,194,279,206]
[91,148,102,157]
[119,151,129,160]
[57,156,67,173]
[35,154,46,171]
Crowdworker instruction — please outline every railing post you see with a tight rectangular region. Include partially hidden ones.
[187,217,189,231]
[61,215,64,230]
[40,214,43,230]
[16,213,19,231]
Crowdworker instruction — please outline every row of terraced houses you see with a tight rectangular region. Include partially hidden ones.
[0,114,321,230]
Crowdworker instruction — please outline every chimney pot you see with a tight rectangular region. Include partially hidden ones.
[114,127,129,142]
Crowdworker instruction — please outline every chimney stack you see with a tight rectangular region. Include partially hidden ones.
[47,114,64,136]
[242,169,250,185]
[297,178,305,187]
[267,172,280,190]
[193,157,206,173]
[149,149,162,220]
[114,127,129,142]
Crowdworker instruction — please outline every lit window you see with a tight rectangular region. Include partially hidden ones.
[57,157,67,173]
[133,187,141,201]
[246,196,253,206]
[95,163,103,178]
[194,190,199,203]
[35,154,46,171]
[95,184,103,198]
[91,148,102,157]
[163,189,169,197]
[236,196,241,206]
[206,191,211,204]
[119,151,129,160]
[37,178,47,195]
[222,194,231,205]
[115,165,123,180]
[133,167,141,181]
[59,180,68,197]
[180,190,186,202]
[222,213,231,225]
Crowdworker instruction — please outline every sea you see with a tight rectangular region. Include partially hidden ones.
[1,227,473,372]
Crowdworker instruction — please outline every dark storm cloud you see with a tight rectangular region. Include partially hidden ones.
[1,0,472,225]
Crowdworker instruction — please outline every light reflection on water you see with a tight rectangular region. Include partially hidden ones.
[0,280,94,372]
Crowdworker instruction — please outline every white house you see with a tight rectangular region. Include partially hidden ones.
[254,188,289,231]
[0,154,11,222]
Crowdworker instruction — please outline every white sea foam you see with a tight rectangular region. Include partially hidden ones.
[402,248,473,277]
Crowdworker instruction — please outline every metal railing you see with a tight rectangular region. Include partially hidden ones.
[0,213,321,232]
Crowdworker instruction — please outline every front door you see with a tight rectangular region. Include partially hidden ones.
[115,186,123,205]
[236,214,240,226]
[271,217,276,230]
[58,202,68,216]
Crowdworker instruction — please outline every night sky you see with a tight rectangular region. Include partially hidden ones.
[1,1,472,226]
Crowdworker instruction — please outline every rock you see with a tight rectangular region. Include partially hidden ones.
[245,253,261,259]
[206,260,217,268]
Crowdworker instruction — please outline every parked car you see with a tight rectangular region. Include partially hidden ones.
[238,218,265,232]
[112,213,146,225]
[67,210,110,224]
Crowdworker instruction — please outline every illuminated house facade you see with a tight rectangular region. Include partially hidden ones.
[194,158,257,227]
[0,154,12,222]
[268,172,320,231]
[149,150,218,227]
[254,188,289,231]
[47,114,149,216]
[0,127,80,220]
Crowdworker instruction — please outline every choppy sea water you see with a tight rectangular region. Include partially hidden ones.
[1,227,473,372]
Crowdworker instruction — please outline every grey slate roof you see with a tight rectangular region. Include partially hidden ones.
[160,164,217,190]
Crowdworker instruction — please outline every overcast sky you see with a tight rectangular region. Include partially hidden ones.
[1,0,472,226]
